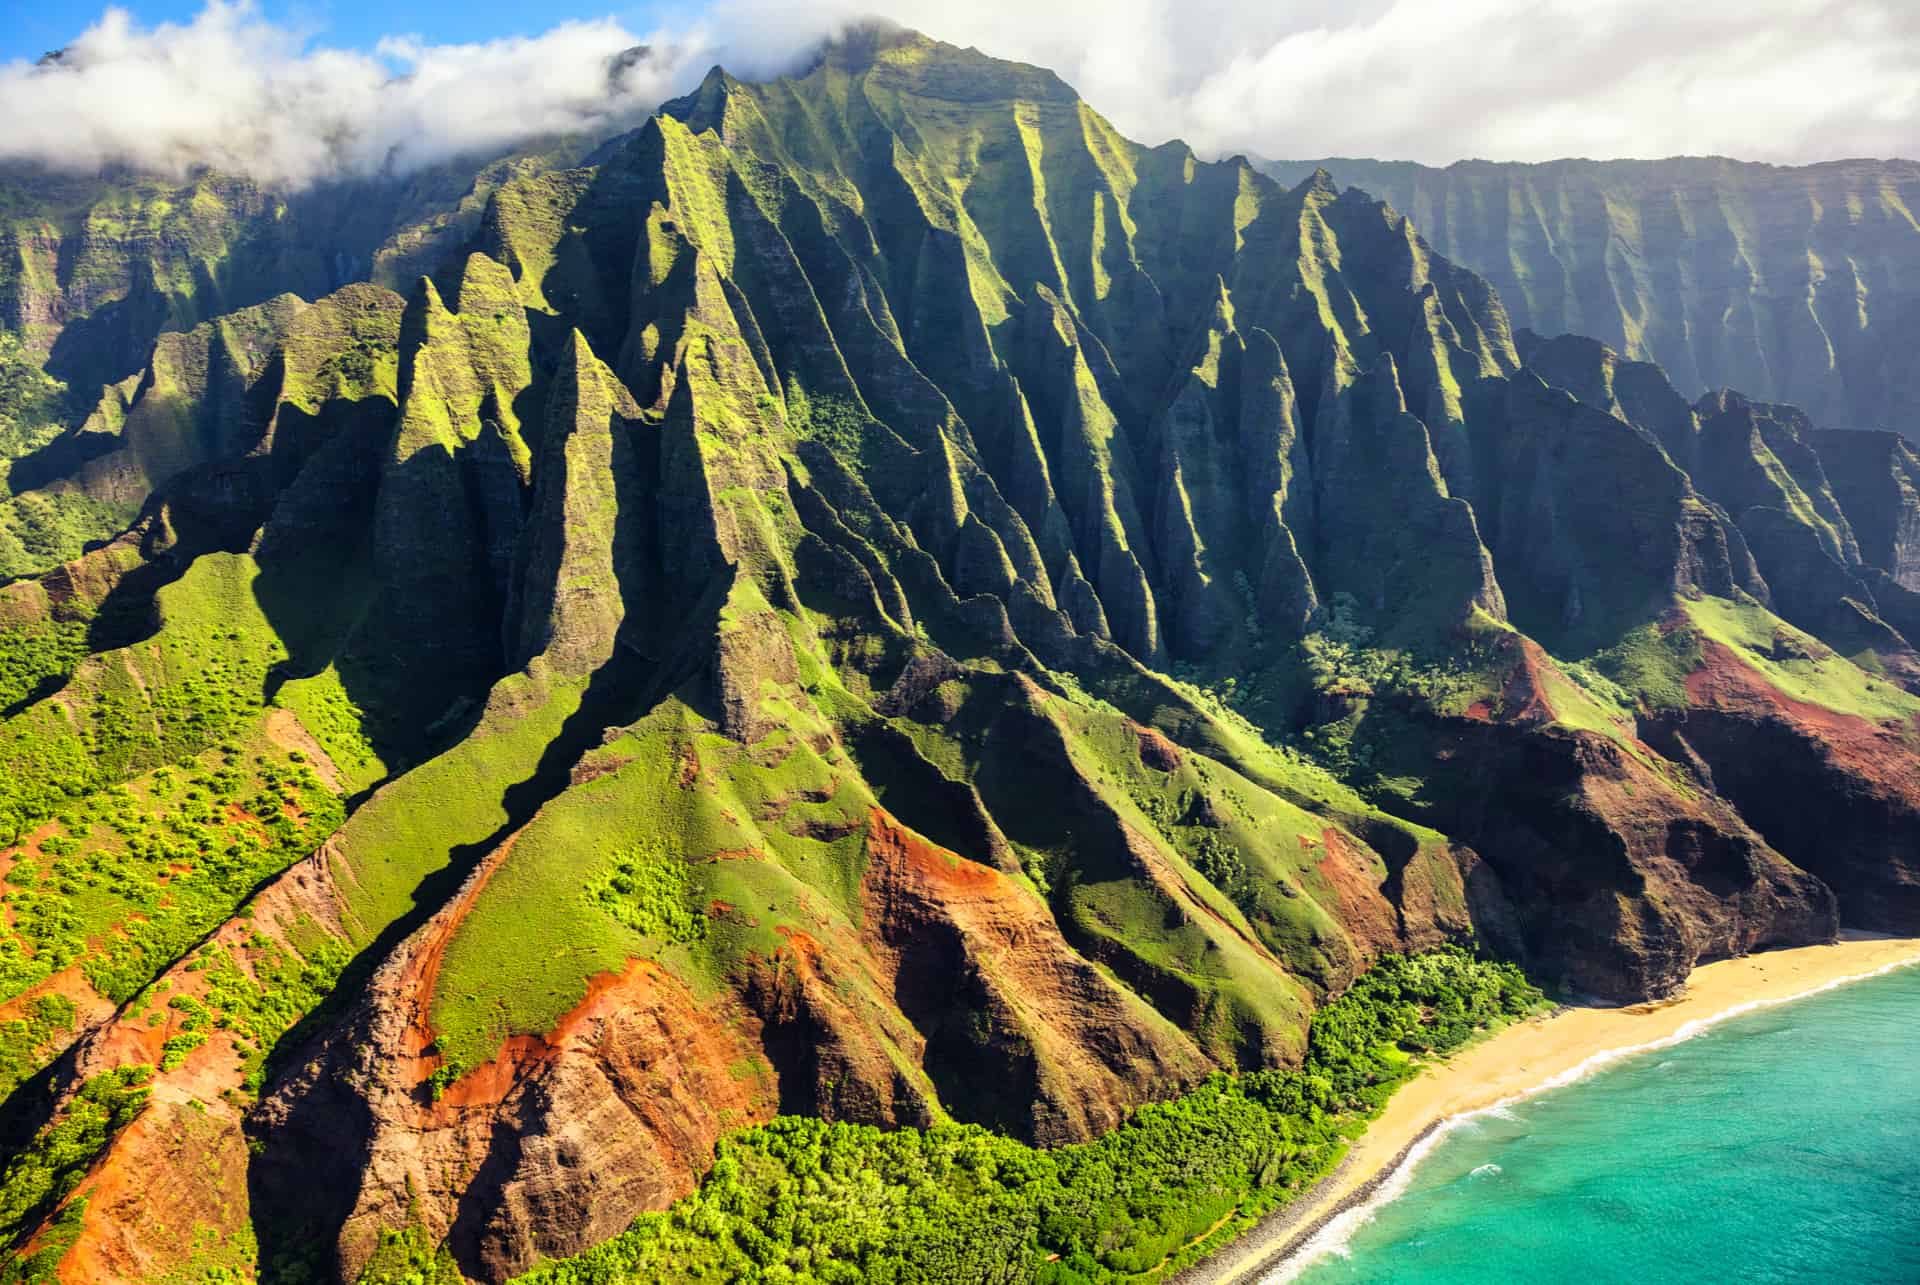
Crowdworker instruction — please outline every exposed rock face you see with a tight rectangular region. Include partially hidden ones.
[1372,640,1839,998]
[1814,428,1920,594]
[255,852,777,1284]
[0,28,1918,1285]
[44,836,354,1283]
[1645,634,1920,931]
[1513,333,1920,680]
[1262,156,1920,439]
[0,147,593,399]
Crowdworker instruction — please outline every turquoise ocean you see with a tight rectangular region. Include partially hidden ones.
[1281,960,1920,1285]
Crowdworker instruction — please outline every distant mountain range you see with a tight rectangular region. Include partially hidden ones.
[1261,156,1920,436]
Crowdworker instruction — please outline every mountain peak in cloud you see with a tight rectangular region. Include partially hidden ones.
[3,0,1917,192]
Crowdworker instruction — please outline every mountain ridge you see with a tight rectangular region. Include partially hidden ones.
[1260,154,1920,438]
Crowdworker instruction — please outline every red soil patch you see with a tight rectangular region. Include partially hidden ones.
[792,816,864,842]
[1133,724,1183,772]
[399,828,765,1120]
[429,965,634,1114]
[1312,829,1400,959]
[32,839,353,1279]
[704,847,762,863]
[1499,638,1558,725]
[773,923,827,968]
[1687,637,1870,734]
[1685,636,1920,804]
[55,1096,242,1285]
[568,754,628,786]
[855,806,1216,1129]
[863,808,1000,894]
[397,835,519,1072]
[83,991,176,1072]
[0,963,115,1038]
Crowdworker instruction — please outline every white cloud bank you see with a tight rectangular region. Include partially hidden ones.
[4,0,1918,188]
[0,2,721,187]
[797,0,1920,165]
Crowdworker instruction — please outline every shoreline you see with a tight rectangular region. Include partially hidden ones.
[1178,932,1920,1285]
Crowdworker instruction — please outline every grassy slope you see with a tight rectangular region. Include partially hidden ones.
[0,554,349,1099]
[1682,594,1920,723]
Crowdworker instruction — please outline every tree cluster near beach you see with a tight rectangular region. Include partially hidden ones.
[504,948,1542,1285]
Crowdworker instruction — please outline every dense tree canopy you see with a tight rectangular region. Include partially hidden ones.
[508,948,1541,1285]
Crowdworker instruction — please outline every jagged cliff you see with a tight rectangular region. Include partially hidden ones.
[1261,156,1920,439]
[0,144,597,579]
[0,28,1915,1284]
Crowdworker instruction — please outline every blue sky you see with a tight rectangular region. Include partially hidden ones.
[0,1,683,64]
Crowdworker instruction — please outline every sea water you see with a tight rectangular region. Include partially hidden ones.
[1283,961,1920,1285]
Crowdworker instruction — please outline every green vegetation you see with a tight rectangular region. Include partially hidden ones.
[1682,595,1920,723]
[423,692,876,1083]
[2,33,1918,1285]
[356,1216,466,1285]
[0,492,136,585]
[0,617,88,718]
[1255,154,1920,450]
[0,333,68,477]
[0,739,340,1011]
[0,1065,151,1265]
[146,932,356,1093]
[274,666,388,793]
[0,995,77,1103]
[785,386,874,462]
[1178,595,1505,804]
[325,667,585,946]
[1298,595,1497,717]
[0,332,129,582]
[512,949,1541,1285]
[1585,620,1701,711]
[0,553,297,844]
[588,840,709,943]
[0,553,346,1100]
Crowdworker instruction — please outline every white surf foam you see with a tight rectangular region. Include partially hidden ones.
[1257,953,1920,1283]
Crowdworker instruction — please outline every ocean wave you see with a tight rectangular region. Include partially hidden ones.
[1258,1121,1463,1283]
[1256,952,1920,1284]
[1469,1163,1502,1179]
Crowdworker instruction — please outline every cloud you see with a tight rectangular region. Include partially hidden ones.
[3,0,1918,190]
[738,0,1920,164]
[0,1,724,187]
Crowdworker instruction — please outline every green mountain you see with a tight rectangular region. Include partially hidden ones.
[0,27,1914,1284]
[1259,155,1920,437]
[0,142,596,579]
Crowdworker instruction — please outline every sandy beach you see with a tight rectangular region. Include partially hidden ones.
[1178,933,1920,1285]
